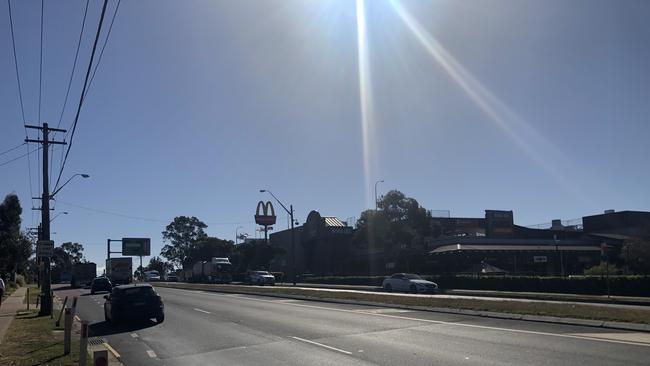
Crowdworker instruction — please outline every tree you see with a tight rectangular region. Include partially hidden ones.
[161,216,208,268]
[185,237,234,265]
[145,256,174,275]
[621,240,650,275]
[0,193,32,279]
[60,242,85,264]
[232,240,283,273]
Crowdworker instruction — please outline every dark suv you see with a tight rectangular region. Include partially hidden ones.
[90,277,112,295]
[104,284,164,324]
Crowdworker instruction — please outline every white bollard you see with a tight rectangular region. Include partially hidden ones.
[79,320,89,366]
[93,349,108,366]
[64,308,72,354]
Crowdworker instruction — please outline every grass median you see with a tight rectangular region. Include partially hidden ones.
[0,288,90,366]
[155,282,650,325]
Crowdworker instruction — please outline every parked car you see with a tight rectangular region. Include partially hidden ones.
[245,270,276,286]
[90,277,113,295]
[104,284,164,324]
[382,273,438,294]
[164,273,178,282]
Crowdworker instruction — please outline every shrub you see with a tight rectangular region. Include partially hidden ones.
[15,274,25,287]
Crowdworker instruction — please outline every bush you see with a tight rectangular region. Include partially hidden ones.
[584,262,623,276]
[304,275,650,297]
[15,274,25,287]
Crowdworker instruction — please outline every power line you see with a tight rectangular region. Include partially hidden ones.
[84,0,121,99]
[56,200,253,226]
[0,142,26,157]
[0,146,43,168]
[38,0,43,123]
[55,0,90,130]
[54,0,109,192]
[6,0,26,125]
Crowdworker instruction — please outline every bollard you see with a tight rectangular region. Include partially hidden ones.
[27,288,30,310]
[71,296,78,318]
[93,350,108,366]
[51,291,54,319]
[79,320,89,366]
[36,294,40,308]
[64,308,72,354]
[55,296,68,327]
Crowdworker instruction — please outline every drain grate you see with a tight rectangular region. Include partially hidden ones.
[88,337,105,346]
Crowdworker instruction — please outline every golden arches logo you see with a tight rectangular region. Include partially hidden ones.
[255,201,276,225]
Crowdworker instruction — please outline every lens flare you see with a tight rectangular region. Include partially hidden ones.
[389,0,594,206]
[356,0,377,208]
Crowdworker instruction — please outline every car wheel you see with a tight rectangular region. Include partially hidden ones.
[410,284,418,294]
[384,284,392,293]
[156,314,165,323]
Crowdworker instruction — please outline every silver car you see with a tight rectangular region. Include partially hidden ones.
[382,273,438,294]
[246,271,276,286]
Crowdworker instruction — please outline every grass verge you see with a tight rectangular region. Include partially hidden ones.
[155,283,650,325]
[0,310,91,366]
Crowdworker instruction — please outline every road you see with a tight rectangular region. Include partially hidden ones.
[54,285,650,366]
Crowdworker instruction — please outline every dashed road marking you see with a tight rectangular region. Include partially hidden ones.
[193,308,211,314]
[147,350,157,358]
[291,336,352,355]
[131,333,139,338]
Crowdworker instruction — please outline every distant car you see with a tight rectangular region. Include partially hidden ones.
[382,273,438,294]
[164,273,178,282]
[145,270,161,282]
[245,271,276,286]
[90,277,112,295]
[104,284,164,324]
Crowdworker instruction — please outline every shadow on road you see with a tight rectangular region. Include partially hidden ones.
[89,319,159,337]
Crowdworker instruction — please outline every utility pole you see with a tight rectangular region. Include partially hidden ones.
[26,122,67,316]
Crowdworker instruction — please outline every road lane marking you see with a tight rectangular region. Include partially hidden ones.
[131,333,139,338]
[291,336,352,355]
[147,350,157,358]
[193,308,211,314]
[103,342,121,358]
[162,288,650,348]
[570,332,650,345]
[74,315,81,322]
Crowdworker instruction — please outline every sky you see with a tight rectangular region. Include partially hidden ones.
[1,0,649,269]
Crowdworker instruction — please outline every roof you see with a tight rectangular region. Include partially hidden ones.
[323,217,346,227]
[431,243,600,254]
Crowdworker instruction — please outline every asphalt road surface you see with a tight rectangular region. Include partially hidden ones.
[54,285,650,366]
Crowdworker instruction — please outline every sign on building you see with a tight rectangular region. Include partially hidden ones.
[533,256,548,263]
[122,238,151,256]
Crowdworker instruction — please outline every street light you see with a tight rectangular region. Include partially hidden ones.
[235,226,244,244]
[50,211,68,223]
[260,189,297,285]
[51,174,90,198]
[374,179,384,211]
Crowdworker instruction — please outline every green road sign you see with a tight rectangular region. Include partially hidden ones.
[122,238,151,256]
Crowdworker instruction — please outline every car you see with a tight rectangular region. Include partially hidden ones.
[245,270,276,286]
[90,277,112,295]
[164,273,178,282]
[382,273,438,294]
[103,284,164,324]
[144,270,161,282]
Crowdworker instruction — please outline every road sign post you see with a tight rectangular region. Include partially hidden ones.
[80,320,89,366]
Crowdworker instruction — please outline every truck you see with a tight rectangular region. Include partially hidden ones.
[106,257,133,285]
[71,262,97,288]
[191,257,232,283]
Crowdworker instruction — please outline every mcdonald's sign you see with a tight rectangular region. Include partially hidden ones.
[255,201,276,226]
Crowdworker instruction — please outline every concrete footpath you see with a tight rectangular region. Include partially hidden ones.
[0,287,27,345]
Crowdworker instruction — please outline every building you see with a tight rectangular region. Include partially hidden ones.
[269,210,353,279]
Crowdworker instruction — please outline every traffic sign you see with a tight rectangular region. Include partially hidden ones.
[122,238,151,256]
[36,240,54,257]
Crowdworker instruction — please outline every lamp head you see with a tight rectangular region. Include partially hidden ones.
[80,174,90,178]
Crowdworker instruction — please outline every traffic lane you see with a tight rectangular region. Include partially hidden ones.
[54,286,164,366]
[149,287,650,366]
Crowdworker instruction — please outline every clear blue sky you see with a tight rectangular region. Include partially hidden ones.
[2,0,649,270]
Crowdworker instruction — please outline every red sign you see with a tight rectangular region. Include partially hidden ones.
[255,201,276,226]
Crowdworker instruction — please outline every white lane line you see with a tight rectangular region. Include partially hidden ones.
[193,308,211,314]
[169,288,650,348]
[131,333,139,338]
[146,350,157,358]
[291,336,352,355]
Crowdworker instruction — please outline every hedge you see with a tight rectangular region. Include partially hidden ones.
[303,275,650,297]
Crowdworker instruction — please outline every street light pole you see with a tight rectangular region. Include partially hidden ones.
[260,190,296,285]
[374,180,384,211]
[235,226,244,244]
